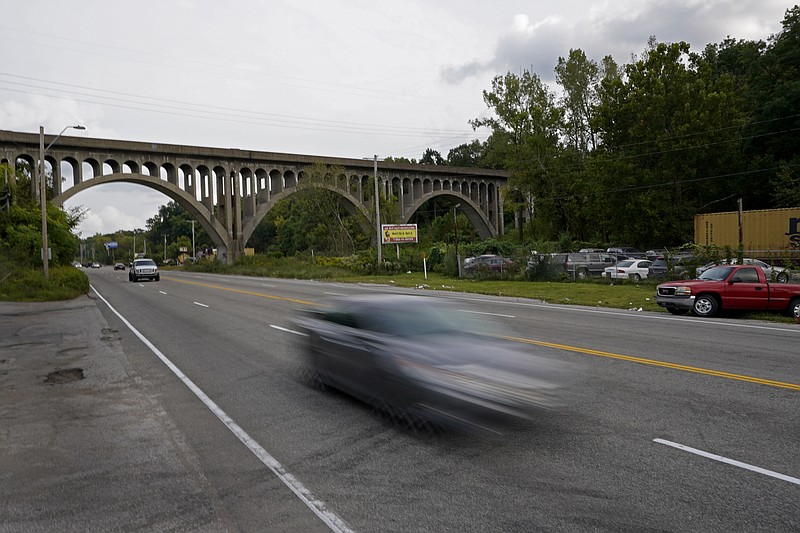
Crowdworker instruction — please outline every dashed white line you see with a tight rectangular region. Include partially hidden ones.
[193,302,209,308]
[90,285,353,533]
[654,438,800,485]
[159,291,168,295]
[270,325,308,336]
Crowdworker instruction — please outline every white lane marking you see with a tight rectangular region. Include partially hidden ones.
[262,284,276,288]
[90,285,353,533]
[654,438,800,485]
[323,292,347,296]
[270,325,308,336]
[159,291,168,295]
[193,302,210,308]
[460,309,515,319]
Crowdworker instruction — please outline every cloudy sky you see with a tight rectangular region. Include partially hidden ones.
[1,0,792,236]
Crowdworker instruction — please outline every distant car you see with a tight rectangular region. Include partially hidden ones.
[72,261,82,268]
[292,294,572,435]
[90,262,101,268]
[129,258,160,282]
[462,254,513,275]
[607,247,646,259]
[114,263,126,270]
[578,248,606,253]
[603,259,652,281]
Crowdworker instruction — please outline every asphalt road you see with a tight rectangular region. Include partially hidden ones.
[83,267,799,532]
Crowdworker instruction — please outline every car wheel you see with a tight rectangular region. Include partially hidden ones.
[577,268,589,280]
[788,298,800,319]
[155,274,160,281]
[631,273,641,282]
[667,308,689,315]
[776,272,789,283]
[693,295,719,317]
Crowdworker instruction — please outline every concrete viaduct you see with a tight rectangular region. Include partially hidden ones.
[0,130,508,262]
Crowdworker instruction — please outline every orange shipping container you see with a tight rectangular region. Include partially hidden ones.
[694,207,800,252]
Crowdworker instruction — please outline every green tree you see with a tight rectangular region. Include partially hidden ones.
[471,69,567,241]
[591,39,749,247]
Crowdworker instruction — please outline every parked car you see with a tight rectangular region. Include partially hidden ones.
[292,294,573,434]
[578,248,606,253]
[645,248,670,261]
[90,262,101,268]
[656,264,800,318]
[603,259,652,281]
[463,254,513,275]
[696,258,785,280]
[647,256,693,281]
[113,263,126,270]
[128,258,160,282]
[607,247,646,259]
[526,252,617,279]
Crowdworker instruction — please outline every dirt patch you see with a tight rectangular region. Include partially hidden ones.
[44,368,85,385]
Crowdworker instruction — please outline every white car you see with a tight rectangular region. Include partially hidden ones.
[603,259,652,281]
[128,258,160,282]
[696,258,785,280]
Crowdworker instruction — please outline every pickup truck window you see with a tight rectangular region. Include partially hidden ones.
[731,268,759,283]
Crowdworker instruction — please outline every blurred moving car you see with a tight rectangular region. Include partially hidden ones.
[462,254,513,275]
[113,263,126,270]
[603,259,652,281]
[293,294,571,435]
[90,262,101,268]
[128,258,160,282]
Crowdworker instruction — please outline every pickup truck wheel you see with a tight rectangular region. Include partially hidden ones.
[789,298,800,319]
[693,295,719,317]
[667,308,689,315]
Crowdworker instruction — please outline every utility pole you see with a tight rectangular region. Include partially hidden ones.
[374,155,382,266]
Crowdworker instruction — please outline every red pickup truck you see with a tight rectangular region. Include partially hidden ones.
[655,264,800,318]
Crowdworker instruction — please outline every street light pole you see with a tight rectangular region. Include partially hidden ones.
[39,124,85,279]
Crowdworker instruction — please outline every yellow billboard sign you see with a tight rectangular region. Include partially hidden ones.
[381,224,418,244]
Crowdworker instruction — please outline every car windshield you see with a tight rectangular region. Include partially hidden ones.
[698,265,735,281]
[135,260,156,267]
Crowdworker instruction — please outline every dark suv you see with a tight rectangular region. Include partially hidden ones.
[647,256,694,281]
[529,252,616,279]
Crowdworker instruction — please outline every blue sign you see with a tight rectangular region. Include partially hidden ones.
[105,241,118,249]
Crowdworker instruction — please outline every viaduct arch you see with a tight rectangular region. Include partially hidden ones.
[0,130,509,262]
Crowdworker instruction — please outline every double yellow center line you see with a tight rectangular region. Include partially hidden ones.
[505,336,800,391]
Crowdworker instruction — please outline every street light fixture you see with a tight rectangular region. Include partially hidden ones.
[39,124,85,279]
